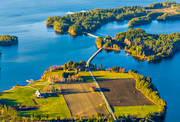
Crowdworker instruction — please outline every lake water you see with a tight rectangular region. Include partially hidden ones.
[0,0,180,121]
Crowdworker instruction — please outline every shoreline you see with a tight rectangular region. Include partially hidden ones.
[0,67,166,121]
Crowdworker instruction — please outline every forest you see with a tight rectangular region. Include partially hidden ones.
[46,1,180,36]
[115,28,180,61]
[96,28,180,61]
[128,16,152,27]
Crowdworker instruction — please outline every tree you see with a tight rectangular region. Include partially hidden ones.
[94,64,97,69]
[68,23,84,36]
[112,66,120,72]
[119,68,125,73]
[100,64,102,69]
[96,37,104,48]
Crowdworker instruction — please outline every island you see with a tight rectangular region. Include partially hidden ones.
[96,28,180,61]
[0,61,166,121]
[0,35,18,46]
[46,1,180,36]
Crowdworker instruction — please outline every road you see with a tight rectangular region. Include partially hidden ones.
[86,33,99,38]
[86,47,103,67]
[89,71,117,121]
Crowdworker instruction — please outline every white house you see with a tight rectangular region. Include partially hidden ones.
[35,90,43,98]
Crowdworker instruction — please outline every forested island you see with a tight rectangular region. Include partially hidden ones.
[46,1,180,36]
[0,61,166,121]
[0,35,18,46]
[96,28,180,61]
[0,35,18,54]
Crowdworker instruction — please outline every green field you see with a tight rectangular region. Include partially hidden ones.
[92,71,132,79]
[42,70,93,83]
[43,70,64,80]
[114,105,160,118]
[0,87,36,106]
[19,95,71,119]
[0,86,71,119]
[78,71,94,82]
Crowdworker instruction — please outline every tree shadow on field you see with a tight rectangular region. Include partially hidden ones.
[62,89,90,95]
[0,92,19,106]
[0,98,18,106]
[100,88,110,92]
[81,76,95,83]
[110,105,115,112]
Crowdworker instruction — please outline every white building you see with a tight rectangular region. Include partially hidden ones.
[35,90,43,98]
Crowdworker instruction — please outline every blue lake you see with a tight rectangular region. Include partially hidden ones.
[0,0,180,121]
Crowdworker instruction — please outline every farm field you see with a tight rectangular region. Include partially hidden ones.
[97,78,153,106]
[114,105,160,118]
[92,71,160,118]
[92,71,132,79]
[61,83,109,118]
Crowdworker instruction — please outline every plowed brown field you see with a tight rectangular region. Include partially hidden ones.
[97,78,154,106]
[61,83,109,118]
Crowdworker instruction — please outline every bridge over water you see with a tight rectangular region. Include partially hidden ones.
[86,33,117,121]
[86,47,103,67]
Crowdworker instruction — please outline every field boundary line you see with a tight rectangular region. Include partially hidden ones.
[62,95,73,118]
[89,71,117,121]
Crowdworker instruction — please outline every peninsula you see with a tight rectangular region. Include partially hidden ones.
[0,61,166,121]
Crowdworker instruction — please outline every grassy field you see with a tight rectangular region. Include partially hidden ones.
[114,105,160,118]
[78,71,94,83]
[43,70,64,80]
[0,87,36,106]
[92,71,132,79]
[42,70,93,83]
[19,95,71,119]
[0,86,71,119]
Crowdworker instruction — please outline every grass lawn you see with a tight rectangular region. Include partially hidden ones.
[44,70,64,80]
[28,79,48,86]
[19,95,71,119]
[92,71,132,79]
[0,86,71,119]
[0,87,36,106]
[114,105,160,118]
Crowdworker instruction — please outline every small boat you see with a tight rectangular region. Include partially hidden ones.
[126,53,130,56]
